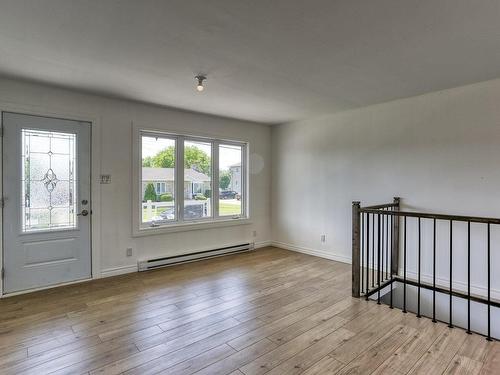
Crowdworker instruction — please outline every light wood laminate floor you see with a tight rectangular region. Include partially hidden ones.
[0,247,498,374]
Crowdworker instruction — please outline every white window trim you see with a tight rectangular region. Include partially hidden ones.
[133,217,252,236]
[131,126,249,237]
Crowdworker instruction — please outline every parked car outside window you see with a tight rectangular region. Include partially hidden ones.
[219,190,238,199]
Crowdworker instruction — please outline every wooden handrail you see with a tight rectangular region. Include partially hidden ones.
[362,202,399,210]
[360,208,500,225]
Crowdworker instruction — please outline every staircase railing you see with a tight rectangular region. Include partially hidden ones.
[352,197,498,341]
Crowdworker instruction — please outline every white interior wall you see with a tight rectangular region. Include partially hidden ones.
[0,77,271,277]
[272,78,500,298]
[3,73,500,298]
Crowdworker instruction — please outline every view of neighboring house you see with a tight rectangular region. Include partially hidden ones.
[142,167,211,200]
[229,162,241,194]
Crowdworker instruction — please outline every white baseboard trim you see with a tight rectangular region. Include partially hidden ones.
[101,264,138,278]
[98,241,353,279]
[102,241,270,278]
[403,270,500,301]
[254,240,273,249]
[271,241,352,264]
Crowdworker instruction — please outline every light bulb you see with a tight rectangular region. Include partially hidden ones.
[195,75,206,92]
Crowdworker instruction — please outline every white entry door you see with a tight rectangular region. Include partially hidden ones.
[2,112,91,294]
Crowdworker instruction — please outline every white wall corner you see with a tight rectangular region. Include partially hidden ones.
[254,240,273,249]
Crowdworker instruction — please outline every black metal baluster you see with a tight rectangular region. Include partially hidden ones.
[417,217,421,318]
[449,220,453,328]
[390,213,393,309]
[361,213,364,295]
[372,214,375,287]
[366,214,370,300]
[381,210,384,282]
[467,221,471,334]
[386,211,389,280]
[378,213,381,304]
[432,218,437,323]
[403,215,407,313]
[487,223,492,341]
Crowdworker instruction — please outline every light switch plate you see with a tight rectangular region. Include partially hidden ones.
[100,174,111,184]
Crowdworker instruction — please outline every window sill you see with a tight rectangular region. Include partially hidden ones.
[132,217,252,237]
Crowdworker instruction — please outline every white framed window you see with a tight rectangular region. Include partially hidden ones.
[133,128,248,234]
[219,143,243,217]
[140,134,177,226]
[155,182,167,194]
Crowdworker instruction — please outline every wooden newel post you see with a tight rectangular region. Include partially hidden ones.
[352,201,361,298]
[391,197,401,275]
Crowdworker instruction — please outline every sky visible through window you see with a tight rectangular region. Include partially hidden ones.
[142,136,174,159]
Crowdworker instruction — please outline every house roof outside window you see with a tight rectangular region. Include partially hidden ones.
[142,167,210,182]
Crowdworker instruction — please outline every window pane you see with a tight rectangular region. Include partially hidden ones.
[219,144,242,217]
[141,135,176,224]
[21,129,76,232]
[184,140,212,220]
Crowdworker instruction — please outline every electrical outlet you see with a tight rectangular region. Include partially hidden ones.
[252,230,257,237]
[126,248,133,257]
[320,234,326,243]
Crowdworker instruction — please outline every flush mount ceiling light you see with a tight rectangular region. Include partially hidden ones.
[195,75,206,92]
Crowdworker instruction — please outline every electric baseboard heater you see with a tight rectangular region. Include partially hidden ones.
[138,242,254,271]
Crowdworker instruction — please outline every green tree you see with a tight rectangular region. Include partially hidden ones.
[142,156,153,167]
[184,146,211,175]
[142,145,211,175]
[219,170,231,190]
[143,183,157,202]
[149,146,176,168]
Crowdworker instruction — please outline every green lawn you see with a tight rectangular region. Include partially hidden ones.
[142,206,171,221]
[142,201,241,221]
[219,201,241,216]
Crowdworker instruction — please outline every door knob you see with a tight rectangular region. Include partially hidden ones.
[77,209,89,216]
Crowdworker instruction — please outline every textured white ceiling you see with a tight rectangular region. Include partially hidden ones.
[0,0,499,124]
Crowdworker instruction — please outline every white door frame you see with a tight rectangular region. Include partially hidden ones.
[0,102,102,297]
